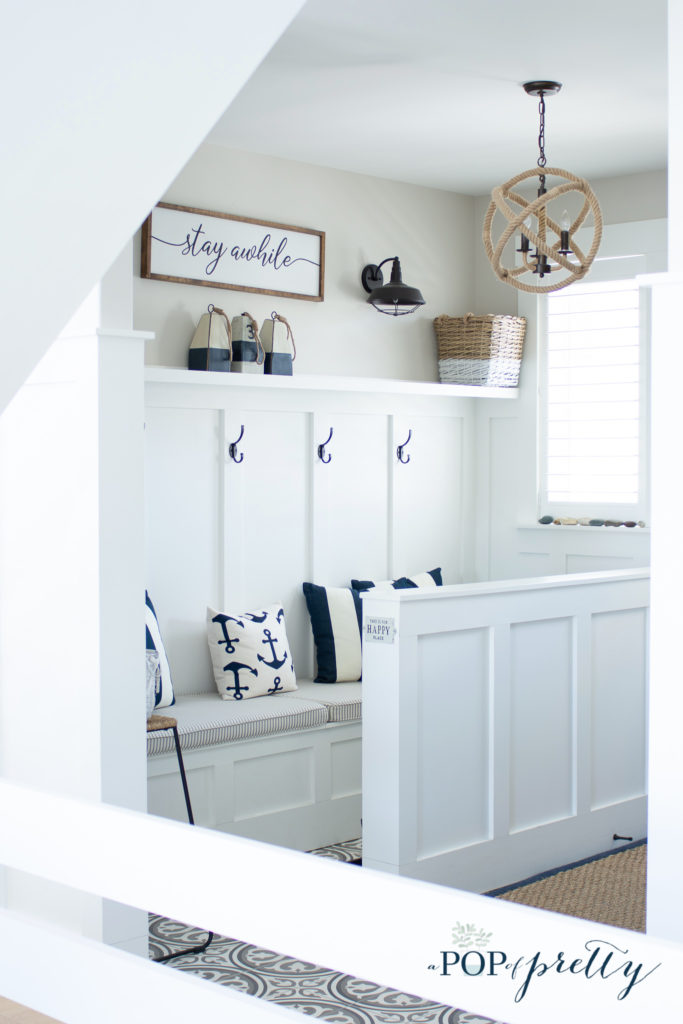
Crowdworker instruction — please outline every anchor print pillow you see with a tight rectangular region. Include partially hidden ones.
[206,603,297,701]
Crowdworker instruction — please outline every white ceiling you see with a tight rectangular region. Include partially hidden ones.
[209,0,668,196]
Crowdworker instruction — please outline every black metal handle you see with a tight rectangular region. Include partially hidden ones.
[318,427,333,464]
[397,429,412,464]
[229,425,245,463]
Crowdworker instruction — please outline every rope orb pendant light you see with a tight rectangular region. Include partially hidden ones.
[483,81,603,294]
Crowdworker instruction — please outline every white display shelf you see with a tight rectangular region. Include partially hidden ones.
[144,365,519,399]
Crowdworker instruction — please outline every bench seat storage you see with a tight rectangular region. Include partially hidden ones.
[147,682,362,851]
[293,680,363,723]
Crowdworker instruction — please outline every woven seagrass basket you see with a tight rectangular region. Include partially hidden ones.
[434,313,526,387]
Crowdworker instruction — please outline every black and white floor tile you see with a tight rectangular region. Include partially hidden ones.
[149,838,501,1024]
[307,837,363,863]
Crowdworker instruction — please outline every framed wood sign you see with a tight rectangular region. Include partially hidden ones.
[141,202,325,301]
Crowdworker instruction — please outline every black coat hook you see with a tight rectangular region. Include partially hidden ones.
[397,429,412,464]
[229,425,245,463]
[318,427,333,464]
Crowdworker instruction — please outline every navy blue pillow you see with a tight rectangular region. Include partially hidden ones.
[352,568,443,592]
[302,583,363,683]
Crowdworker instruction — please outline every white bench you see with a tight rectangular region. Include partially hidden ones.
[146,681,362,851]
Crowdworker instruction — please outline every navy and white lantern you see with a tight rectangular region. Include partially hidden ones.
[231,313,265,374]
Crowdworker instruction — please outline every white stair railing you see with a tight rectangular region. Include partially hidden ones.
[0,777,680,1024]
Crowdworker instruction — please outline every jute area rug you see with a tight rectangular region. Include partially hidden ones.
[488,840,646,932]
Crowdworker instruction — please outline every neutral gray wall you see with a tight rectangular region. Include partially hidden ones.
[135,144,475,383]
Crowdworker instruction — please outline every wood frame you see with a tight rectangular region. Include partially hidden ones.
[141,202,325,301]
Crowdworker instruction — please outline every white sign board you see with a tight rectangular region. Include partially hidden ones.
[141,203,325,301]
[364,616,396,644]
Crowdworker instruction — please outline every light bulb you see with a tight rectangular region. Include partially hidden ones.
[559,210,571,256]
[517,217,532,254]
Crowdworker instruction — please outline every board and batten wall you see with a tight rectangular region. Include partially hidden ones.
[134,143,475,384]
[144,371,483,689]
[470,172,667,582]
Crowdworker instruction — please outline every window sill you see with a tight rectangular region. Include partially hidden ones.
[518,523,650,534]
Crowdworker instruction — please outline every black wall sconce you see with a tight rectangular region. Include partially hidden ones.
[361,257,425,316]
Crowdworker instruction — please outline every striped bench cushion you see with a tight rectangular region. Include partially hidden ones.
[292,681,362,723]
[147,691,329,756]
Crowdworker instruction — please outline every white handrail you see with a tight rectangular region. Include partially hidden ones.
[359,567,650,604]
[0,778,680,1024]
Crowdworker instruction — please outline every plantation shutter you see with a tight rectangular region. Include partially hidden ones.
[545,279,641,507]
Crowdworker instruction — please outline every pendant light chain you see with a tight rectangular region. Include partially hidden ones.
[537,93,548,168]
[537,92,547,194]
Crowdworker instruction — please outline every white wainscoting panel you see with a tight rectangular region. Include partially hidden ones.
[591,607,648,810]
[149,763,216,825]
[417,629,490,859]
[566,553,635,573]
[509,617,575,833]
[481,414,521,582]
[225,407,312,676]
[391,414,467,582]
[234,746,315,820]
[313,411,389,585]
[145,405,222,694]
[331,736,362,799]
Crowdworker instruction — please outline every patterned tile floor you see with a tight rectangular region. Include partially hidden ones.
[149,837,502,1024]
[307,837,363,863]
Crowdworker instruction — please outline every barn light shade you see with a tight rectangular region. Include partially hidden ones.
[483,81,603,294]
[361,257,425,316]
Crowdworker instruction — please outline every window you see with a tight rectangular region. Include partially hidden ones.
[539,272,649,521]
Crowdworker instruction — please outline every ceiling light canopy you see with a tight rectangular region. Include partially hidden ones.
[483,81,603,294]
